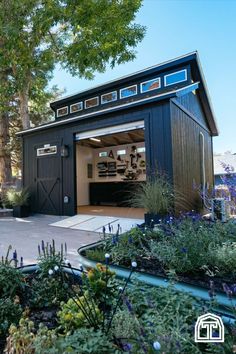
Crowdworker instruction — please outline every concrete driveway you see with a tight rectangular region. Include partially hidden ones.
[0,214,101,267]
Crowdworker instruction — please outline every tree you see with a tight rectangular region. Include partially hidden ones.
[0,0,145,183]
[10,85,64,174]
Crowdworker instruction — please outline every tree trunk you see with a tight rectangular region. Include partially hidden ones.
[19,84,30,130]
[0,111,11,184]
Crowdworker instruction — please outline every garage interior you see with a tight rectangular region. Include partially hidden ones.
[75,123,146,219]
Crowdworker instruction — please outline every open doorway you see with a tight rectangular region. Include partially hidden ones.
[75,121,146,219]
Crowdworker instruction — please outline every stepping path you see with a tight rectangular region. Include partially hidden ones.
[50,214,144,233]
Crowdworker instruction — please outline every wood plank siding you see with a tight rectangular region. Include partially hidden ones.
[170,99,213,212]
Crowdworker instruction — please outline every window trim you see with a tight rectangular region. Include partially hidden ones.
[120,85,138,99]
[70,102,83,113]
[57,106,68,117]
[164,69,187,87]
[37,145,57,157]
[140,78,161,93]
[85,96,99,109]
[101,91,117,105]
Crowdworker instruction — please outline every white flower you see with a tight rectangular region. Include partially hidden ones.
[54,265,59,271]
[105,253,110,259]
[48,269,54,275]
[153,341,161,351]
[131,261,137,268]
[118,286,123,292]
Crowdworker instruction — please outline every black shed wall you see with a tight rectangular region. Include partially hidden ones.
[170,99,214,211]
[23,102,174,216]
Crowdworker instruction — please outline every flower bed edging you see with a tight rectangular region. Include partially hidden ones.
[78,241,236,324]
[17,263,83,277]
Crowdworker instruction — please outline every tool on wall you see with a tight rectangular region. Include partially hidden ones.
[136,153,142,162]
[108,150,114,159]
[130,153,135,166]
[139,160,146,168]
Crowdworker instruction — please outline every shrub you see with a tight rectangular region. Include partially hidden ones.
[58,297,101,332]
[130,174,174,215]
[0,265,25,299]
[0,298,22,336]
[6,188,29,207]
[209,242,236,276]
[100,216,236,277]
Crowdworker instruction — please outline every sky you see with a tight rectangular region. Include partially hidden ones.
[50,0,236,154]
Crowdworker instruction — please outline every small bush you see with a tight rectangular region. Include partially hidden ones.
[6,188,29,207]
[130,174,174,214]
[0,298,22,336]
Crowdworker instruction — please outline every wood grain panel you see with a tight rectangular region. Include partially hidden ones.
[171,101,213,212]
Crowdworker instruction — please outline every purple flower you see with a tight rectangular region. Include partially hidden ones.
[181,247,187,254]
[122,343,132,351]
[223,283,233,299]
[124,296,133,312]
[231,284,236,294]
[128,236,133,244]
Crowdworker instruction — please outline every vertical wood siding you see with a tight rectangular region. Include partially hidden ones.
[170,100,213,212]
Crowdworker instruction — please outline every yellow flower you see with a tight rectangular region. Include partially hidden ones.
[64,313,73,321]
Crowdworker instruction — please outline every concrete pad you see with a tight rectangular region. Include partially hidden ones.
[50,214,95,228]
[0,214,100,267]
[71,216,118,231]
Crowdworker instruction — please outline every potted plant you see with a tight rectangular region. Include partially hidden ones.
[6,188,30,218]
[131,174,174,226]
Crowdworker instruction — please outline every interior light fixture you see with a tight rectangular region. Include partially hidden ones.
[90,137,101,142]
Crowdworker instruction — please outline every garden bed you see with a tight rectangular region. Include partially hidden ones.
[1,236,236,353]
[78,216,236,318]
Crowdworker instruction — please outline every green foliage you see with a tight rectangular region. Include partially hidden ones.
[0,298,22,336]
[0,0,145,180]
[8,322,119,354]
[84,263,118,305]
[111,309,141,340]
[58,297,101,332]
[7,317,38,354]
[30,240,70,307]
[101,217,236,277]
[85,248,106,262]
[6,188,29,206]
[103,227,154,265]
[30,276,69,308]
[0,264,25,299]
[50,328,119,354]
[126,282,205,354]
[37,240,66,277]
[131,174,174,214]
[209,242,236,275]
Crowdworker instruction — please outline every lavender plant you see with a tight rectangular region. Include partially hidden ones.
[219,162,236,215]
